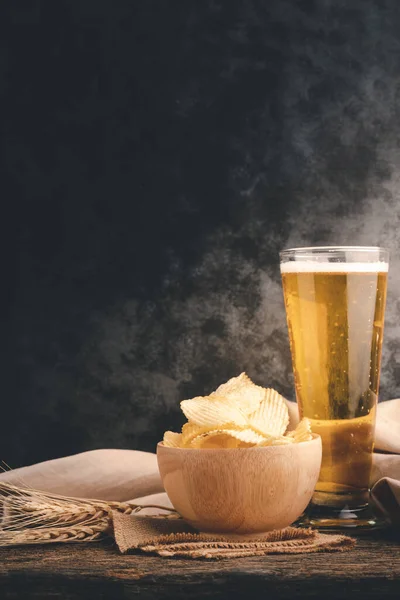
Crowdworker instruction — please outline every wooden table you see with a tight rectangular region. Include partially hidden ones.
[1,530,400,599]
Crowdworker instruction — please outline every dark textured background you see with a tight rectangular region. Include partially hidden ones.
[2,1,400,467]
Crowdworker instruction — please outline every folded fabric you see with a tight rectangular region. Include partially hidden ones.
[0,448,164,501]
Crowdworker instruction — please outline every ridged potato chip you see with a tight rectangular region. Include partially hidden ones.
[191,427,266,449]
[191,431,240,449]
[213,372,264,415]
[286,418,313,443]
[226,428,265,446]
[181,422,209,446]
[224,428,267,445]
[182,421,245,445]
[247,388,289,437]
[180,395,248,428]
[163,431,183,448]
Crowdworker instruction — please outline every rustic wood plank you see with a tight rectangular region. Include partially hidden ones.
[0,530,399,599]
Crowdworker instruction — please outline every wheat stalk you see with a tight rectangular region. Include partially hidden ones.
[0,523,109,545]
[0,481,176,547]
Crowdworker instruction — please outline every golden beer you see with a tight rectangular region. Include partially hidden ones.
[280,248,388,527]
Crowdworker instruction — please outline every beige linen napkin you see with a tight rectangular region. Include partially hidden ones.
[0,449,164,501]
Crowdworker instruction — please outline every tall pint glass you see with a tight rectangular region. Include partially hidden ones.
[280,247,388,529]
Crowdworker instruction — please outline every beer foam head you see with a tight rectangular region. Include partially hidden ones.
[280,261,388,273]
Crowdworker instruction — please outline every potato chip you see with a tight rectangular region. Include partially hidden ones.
[180,395,248,428]
[247,388,289,438]
[163,431,183,448]
[223,428,267,445]
[181,422,214,447]
[191,431,240,449]
[191,427,266,449]
[213,372,264,415]
[286,418,313,443]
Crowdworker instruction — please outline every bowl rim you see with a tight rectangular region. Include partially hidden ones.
[157,433,321,451]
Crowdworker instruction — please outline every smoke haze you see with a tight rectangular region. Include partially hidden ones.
[4,1,400,463]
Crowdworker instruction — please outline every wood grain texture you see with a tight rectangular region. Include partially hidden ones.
[157,436,322,534]
[0,530,400,599]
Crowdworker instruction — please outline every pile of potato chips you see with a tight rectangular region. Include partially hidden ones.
[163,373,312,449]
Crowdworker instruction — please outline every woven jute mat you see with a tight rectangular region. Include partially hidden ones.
[112,512,355,559]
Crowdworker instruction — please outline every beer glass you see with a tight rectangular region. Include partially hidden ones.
[280,247,388,529]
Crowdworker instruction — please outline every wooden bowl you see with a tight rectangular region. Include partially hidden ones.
[157,435,321,535]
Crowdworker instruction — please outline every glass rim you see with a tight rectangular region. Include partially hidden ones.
[280,245,388,254]
[280,246,389,259]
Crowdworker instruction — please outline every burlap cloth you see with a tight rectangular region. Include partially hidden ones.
[2,399,400,559]
[111,512,354,558]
